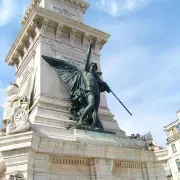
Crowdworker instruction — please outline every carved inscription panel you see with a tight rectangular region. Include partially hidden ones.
[50,44,86,69]
[53,54,85,69]
[47,0,83,22]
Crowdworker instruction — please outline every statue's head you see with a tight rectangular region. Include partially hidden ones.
[89,63,98,73]
[6,82,19,96]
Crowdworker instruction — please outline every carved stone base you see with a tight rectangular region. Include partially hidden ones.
[0,132,168,180]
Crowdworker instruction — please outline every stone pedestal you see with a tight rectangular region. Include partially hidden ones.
[0,131,169,180]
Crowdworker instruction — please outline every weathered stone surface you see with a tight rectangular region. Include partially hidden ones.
[0,132,169,179]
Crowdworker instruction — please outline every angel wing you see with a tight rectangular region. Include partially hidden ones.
[42,55,84,94]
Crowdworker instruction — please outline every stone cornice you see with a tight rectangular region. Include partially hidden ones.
[21,0,90,25]
[6,6,110,66]
[0,132,34,152]
[36,6,110,40]
[60,0,90,13]
[21,0,41,25]
[5,10,37,65]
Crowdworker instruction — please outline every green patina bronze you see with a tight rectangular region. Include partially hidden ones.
[42,43,132,130]
[42,43,110,130]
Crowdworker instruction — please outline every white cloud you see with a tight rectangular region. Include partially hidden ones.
[0,0,18,26]
[95,0,152,16]
[125,0,150,12]
[0,0,30,27]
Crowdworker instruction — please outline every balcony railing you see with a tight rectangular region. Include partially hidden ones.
[167,133,180,143]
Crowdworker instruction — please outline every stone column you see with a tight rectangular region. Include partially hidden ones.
[92,158,114,180]
[90,159,96,180]
[33,153,50,180]
[70,28,77,46]
[56,23,63,40]
[141,163,149,180]
[95,39,101,54]
[41,18,49,35]
[2,149,35,180]
[146,162,157,180]
[83,33,89,50]
[0,154,5,180]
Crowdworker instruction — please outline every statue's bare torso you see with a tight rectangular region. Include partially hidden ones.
[82,71,99,93]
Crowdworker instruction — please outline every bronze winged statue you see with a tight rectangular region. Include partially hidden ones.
[42,43,111,130]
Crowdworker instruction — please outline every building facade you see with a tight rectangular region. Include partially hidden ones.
[164,112,180,180]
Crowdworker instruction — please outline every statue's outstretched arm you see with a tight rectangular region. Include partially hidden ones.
[85,43,93,71]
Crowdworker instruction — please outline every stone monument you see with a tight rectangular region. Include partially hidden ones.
[0,0,169,179]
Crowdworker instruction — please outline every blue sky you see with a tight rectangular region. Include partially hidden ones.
[0,0,180,146]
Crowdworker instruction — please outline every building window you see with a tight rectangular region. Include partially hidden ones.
[172,144,177,153]
[176,124,180,133]
[167,129,173,137]
[176,159,180,172]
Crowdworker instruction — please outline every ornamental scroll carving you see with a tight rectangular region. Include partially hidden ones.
[6,172,26,180]
[137,132,163,151]
[0,70,37,136]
